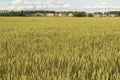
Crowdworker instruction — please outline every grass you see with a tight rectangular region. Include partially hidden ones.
[0,17,120,80]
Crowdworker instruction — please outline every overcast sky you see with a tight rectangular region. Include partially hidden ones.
[0,0,120,12]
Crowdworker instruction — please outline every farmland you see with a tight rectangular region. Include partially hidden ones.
[0,17,120,80]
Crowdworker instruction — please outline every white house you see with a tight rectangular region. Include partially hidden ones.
[58,13,68,17]
[46,13,55,17]
[68,13,73,17]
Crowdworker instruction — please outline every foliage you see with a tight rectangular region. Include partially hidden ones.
[94,12,103,14]
[0,10,120,17]
[0,11,25,16]
[73,12,87,17]
[0,17,120,80]
[108,11,120,16]
[88,13,94,17]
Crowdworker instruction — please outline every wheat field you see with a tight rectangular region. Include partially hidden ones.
[0,17,120,80]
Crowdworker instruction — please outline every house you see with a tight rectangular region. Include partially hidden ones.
[26,13,35,16]
[102,14,108,17]
[68,13,73,17]
[109,14,117,17]
[93,13,103,17]
[35,13,45,16]
[46,13,55,17]
[58,13,68,17]
[54,13,59,16]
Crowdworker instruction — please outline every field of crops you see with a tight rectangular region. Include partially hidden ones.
[0,17,120,80]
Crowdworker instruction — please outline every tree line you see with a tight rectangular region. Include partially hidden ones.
[0,10,120,17]
[0,10,56,16]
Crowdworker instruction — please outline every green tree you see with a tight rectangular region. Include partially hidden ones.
[73,12,87,17]
[88,13,94,17]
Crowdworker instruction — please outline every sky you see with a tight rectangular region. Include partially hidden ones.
[0,0,120,12]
